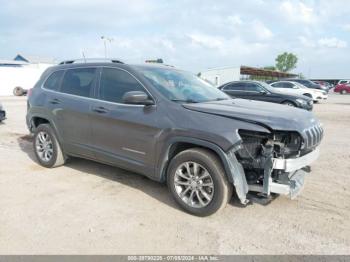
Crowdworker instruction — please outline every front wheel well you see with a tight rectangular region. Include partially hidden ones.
[164,142,228,182]
[281,100,297,106]
[168,142,200,161]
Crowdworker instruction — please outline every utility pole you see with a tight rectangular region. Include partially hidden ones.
[100,36,113,58]
[81,50,86,63]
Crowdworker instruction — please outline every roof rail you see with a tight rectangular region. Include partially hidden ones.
[58,58,124,65]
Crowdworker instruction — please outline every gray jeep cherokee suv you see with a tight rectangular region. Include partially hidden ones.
[26,59,323,216]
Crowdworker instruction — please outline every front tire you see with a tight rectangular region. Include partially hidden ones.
[341,90,347,94]
[33,124,65,168]
[282,101,296,107]
[167,148,232,216]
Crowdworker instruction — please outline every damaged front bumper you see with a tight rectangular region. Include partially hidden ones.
[248,169,307,200]
[225,147,320,204]
[272,147,319,172]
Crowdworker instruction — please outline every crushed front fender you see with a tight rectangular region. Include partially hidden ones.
[224,149,249,205]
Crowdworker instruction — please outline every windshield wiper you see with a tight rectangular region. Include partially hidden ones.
[171,99,199,103]
[205,98,230,102]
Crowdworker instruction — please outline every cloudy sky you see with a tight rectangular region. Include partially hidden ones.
[0,0,349,78]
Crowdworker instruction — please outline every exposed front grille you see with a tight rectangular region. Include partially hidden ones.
[304,124,323,149]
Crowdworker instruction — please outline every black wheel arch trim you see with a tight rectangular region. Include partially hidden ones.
[156,136,240,184]
[28,114,66,152]
[282,100,297,106]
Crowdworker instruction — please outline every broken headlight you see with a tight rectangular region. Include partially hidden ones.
[237,130,302,165]
[272,131,302,158]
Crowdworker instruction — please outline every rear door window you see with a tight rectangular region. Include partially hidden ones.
[271,82,285,88]
[44,70,64,91]
[223,83,245,91]
[60,68,97,97]
[245,83,263,92]
[284,82,294,88]
[276,82,294,88]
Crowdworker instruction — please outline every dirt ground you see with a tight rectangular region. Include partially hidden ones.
[0,94,349,255]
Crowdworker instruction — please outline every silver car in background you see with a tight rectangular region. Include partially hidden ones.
[270,81,328,103]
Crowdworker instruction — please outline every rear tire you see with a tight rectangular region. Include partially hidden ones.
[167,148,233,216]
[33,124,65,168]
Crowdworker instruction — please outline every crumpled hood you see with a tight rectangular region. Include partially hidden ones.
[183,98,319,134]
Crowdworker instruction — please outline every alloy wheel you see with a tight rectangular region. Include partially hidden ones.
[36,131,54,162]
[174,161,214,208]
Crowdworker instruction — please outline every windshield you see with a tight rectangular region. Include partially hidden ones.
[136,66,230,103]
[292,82,306,89]
[298,80,320,88]
[259,81,276,92]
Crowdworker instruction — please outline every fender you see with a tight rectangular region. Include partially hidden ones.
[27,113,66,153]
[156,136,241,183]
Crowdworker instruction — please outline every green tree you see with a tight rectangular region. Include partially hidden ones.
[275,52,298,72]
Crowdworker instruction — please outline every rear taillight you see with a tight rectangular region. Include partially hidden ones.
[27,88,33,98]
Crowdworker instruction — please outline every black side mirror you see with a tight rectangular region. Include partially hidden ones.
[122,91,154,105]
[259,90,267,95]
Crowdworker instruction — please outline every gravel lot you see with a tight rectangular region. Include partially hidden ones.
[0,94,349,255]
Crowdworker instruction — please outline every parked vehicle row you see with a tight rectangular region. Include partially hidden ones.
[337,79,350,85]
[268,79,328,92]
[218,80,313,110]
[289,79,330,92]
[26,59,323,216]
[314,80,334,90]
[269,81,327,102]
[334,83,350,94]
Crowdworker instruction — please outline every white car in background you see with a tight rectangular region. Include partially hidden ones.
[270,81,328,103]
[337,80,350,85]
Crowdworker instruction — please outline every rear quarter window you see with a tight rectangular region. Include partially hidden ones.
[43,70,64,91]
